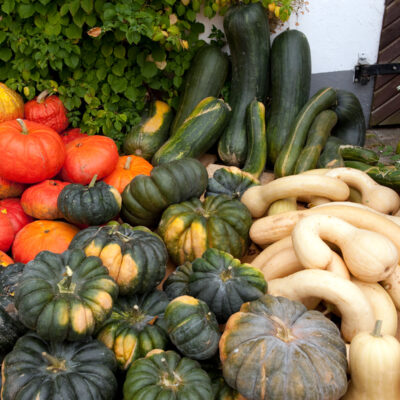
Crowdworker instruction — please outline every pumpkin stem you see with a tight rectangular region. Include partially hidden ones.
[57,266,76,294]
[372,320,383,337]
[37,89,50,104]
[88,174,98,188]
[124,156,132,170]
[41,352,67,372]
[16,119,29,135]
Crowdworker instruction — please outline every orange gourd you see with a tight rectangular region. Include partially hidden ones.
[0,250,13,267]
[0,83,24,123]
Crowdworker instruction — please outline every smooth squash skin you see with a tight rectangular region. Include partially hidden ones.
[318,136,345,168]
[339,145,379,165]
[267,29,311,164]
[218,2,270,166]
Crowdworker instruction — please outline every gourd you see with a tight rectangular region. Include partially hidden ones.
[60,127,88,144]
[0,198,33,236]
[381,265,400,309]
[0,177,26,200]
[0,251,13,266]
[163,261,193,300]
[0,210,17,253]
[0,82,24,123]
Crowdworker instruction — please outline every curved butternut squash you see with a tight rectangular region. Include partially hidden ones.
[381,265,400,309]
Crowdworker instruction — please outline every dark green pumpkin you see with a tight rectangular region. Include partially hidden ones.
[163,261,193,300]
[189,248,267,322]
[69,223,168,295]
[220,294,348,400]
[164,295,220,360]
[15,249,119,342]
[58,176,122,226]
[121,157,208,228]
[96,289,169,370]
[206,166,259,199]
[1,332,117,400]
[209,369,246,400]
[123,349,213,400]
[158,195,252,265]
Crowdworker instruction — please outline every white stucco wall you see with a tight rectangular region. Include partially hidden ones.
[196,0,386,74]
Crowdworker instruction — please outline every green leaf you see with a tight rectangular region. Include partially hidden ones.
[86,13,97,27]
[81,0,93,13]
[108,75,128,93]
[96,67,107,81]
[0,32,7,45]
[69,0,80,16]
[101,43,113,57]
[112,59,127,76]
[1,0,15,14]
[60,4,70,16]
[152,47,166,62]
[164,0,176,5]
[65,54,79,69]
[141,62,158,79]
[18,4,35,18]
[44,24,62,36]
[173,76,182,88]
[114,45,126,59]
[0,48,12,62]
[186,9,196,22]
[65,24,82,39]
[73,12,86,27]
[126,31,141,45]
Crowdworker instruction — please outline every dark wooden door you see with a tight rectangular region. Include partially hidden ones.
[370,0,400,126]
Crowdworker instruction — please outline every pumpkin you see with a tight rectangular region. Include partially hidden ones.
[60,127,88,144]
[0,177,26,200]
[96,290,169,370]
[15,249,119,341]
[163,261,193,300]
[0,251,13,267]
[0,213,14,252]
[21,179,69,220]
[24,90,69,133]
[0,119,66,184]
[68,223,168,295]
[12,220,80,263]
[58,176,121,226]
[123,349,213,400]
[219,294,348,400]
[158,195,252,265]
[189,248,267,322]
[164,295,220,360]
[103,155,153,194]
[0,198,33,234]
[60,135,119,184]
[1,332,117,399]
[121,157,208,228]
[207,367,247,400]
[0,83,24,123]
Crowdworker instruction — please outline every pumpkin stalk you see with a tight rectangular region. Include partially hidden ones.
[88,174,98,188]
[37,90,50,104]
[124,157,132,170]
[16,119,29,135]
[372,320,383,337]
[41,352,67,371]
[57,266,76,294]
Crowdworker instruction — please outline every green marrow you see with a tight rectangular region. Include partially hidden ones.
[170,44,229,135]
[317,136,345,168]
[152,97,231,166]
[243,99,267,178]
[267,29,311,164]
[218,2,270,166]
[274,87,337,177]
[294,110,338,174]
[123,101,173,161]
[339,145,379,165]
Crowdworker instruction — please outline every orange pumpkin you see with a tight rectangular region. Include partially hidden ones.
[0,177,26,200]
[0,83,24,123]
[0,213,14,252]
[12,220,80,263]
[0,198,33,235]
[0,250,13,267]
[103,155,153,193]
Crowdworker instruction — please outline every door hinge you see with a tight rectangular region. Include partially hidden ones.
[354,63,400,85]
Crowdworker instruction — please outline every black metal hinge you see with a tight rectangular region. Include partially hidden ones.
[354,63,400,85]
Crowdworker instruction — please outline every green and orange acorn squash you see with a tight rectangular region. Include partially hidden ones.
[163,261,193,300]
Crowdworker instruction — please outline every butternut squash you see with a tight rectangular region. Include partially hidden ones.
[381,265,400,309]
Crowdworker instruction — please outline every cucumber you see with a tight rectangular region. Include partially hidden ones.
[242,100,266,178]
[218,2,270,166]
[152,97,231,166]
[317,136,345,168]
[170,44,229,135]
[123,100,173,160]
[339,145,379,165]
[274,87,337,177]
[294,110,338,174]
[267,29,311,164]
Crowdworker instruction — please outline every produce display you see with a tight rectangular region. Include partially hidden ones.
[0,2,399,399]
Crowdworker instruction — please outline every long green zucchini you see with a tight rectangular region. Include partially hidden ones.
[294,110,338,174]
[274,87,337,177]
[152,97,231,166]
[170,44,229,135]
[242,100,266,178]
[339,145,379,165]
[317,136,345,168]
[267,29,311,164]
[218,2,270,167]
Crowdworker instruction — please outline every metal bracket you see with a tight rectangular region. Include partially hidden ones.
[354,63,400,85]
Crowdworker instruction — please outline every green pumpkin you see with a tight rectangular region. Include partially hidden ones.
[1,332,117,400]
[164,295,220,360]
[162,261,193,300]
[96,289,169,370]
[206,166,259,199]
[189,248,267,322]
[121,157,208,228]
[15,249,119,342]
[158,195,252,265]
[220,294,348,400]
[58,176,122,226]
[69,223,168,295]
[123,349,213,400]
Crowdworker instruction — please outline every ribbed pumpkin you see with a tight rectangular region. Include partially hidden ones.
[0,213,14,252]
[96,290,169,370]
[1,332,118,400]
[60,127,88,144]
[21,179,69,220]
[0,83,24,123]
[220,294,348,400]
[189,248,267,322]
[102,155,153,194]
[12,220,80,263]
[0,119,66,183]
[0,251,13,267]
[0,177,26,200]
[158,195,252,265]
[24,90,69,133]
[69,223,168,295]
[0,198,33,234]
[60,135,119,184]
[165,295,220,360]
[208,368,247,400]
[123,349,213,400]
[163,261,193,300]
[57,176,122,226]
[15,249,119,341]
